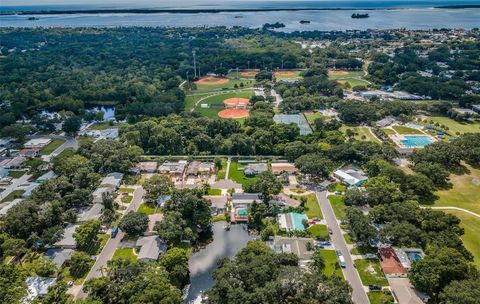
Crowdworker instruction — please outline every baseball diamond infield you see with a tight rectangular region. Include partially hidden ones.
[273,71,296,76]
[195,77,230,85]
[328,70,349,76]
[218,109,250,119]
[240,71,258,77]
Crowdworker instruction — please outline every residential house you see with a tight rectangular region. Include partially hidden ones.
[135,236,167,262]
[472,104,480,113]
[278,212,308,232]
[393,247,424,272]
[25,277,56,301]
[378,247,408,278]
[231,193,262,208]
[92,187,111,204]
[53,224,78,249]
[77,203,103,222]
[155,195,171,208]
[23,183,40,199]
[186,161,215,176]
[205,195,228,215]
[243,163,268,177]
[44,248,73,269]
[158,161,187,178]
[271,163,298,175]
[24,138,51,149]
[134,162,158,173]
[100,172,123,190]
[333,166,368,187]
[268,236,314,266]
[375,116,397,128]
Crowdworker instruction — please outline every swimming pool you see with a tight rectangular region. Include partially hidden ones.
[408,252,422,261]
[291,213,308,231]
[401,135,432,147]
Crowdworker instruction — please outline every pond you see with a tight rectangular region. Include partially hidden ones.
[86,106,116,121]
[185,221,254,303]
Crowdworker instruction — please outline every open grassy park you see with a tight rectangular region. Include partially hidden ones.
[273,70,303,80]
[417,116,480,135]
[39,138,65,155]
[185,90,254,118]
[433,164,480,214]
[340,125,380,142]
[192,78,254,93]
[328,70,369,88]
[391,125,424,135]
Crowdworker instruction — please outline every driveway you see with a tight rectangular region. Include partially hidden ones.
[0,173,32,201]
[73,186,145,300]
[316,191,370,304]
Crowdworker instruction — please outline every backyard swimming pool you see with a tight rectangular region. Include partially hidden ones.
[292,213,308,231]
[401,135,432,147]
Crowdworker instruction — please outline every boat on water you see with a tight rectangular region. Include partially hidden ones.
[299,20,311,24]
[234,15,243,18]
[28,17,39,20]
[351,13,370,19]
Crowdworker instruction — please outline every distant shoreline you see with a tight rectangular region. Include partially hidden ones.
[1,5,479,16]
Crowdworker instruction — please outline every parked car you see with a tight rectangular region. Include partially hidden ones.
[111,227,119,238]
[368,285,382,291]
[328,228,333,235]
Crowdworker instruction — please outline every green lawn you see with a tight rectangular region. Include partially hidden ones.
[368,291,395,304]
[320,250,344,278]
[207,189,222,195]
[0,190,24,203]
[227,71,258,79]
[445,210,480,269]
[89,122,114,130]
[418,116,480,134]
[194,90,254,118]
[308,224,329,240]
[138,203,159,215]
[328,70,365,79]
[193,79,254,93]
[350,245,378,255]
[354,259,389,286]
[304,112,324,128]
[340,125,380,142]
[39,138,65,155]
[274,70,303,80]
[432,165,480,214]
[119,187,135,193]
[382,128,396,135]
[327,183,347,192]
[215,159,227,181]
[113,248,137,262]
[212,214,227,222]
[391,125,423,135]
[8,170,26,178]
[293,193,322,219]
[328,195,347,220]
[228,161,257,185]
[339,78,370,88]
[328,70,369,88]
[343,234,353,244]
[121,195,133,204]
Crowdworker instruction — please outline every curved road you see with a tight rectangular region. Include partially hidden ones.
[316,191,370,304]
[420,206,480,218]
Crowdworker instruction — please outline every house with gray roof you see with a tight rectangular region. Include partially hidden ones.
[136,236,167,262]
[100,172,123,189]
[243,163,268,177]
[0,198,22,217]
[44,248,73,269]
[25,277,56,301]
[77,203,103,222]
[53,224,78,249]
[231,193,262,207]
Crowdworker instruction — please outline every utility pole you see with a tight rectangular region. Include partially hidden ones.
[193,50,197,78]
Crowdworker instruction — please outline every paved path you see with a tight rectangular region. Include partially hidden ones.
[316,191,370,304]
[73,186,146,300]
[0,173,32,202]
[271,89,283,108]
[420,206,480,218]
[224,157,231,179]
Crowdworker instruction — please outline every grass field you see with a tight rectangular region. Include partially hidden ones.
[207,189,222,195]
[320,249,344,278]
[328,70,369,88]
[344,233,353,244]
[354,259,389,286]
[340,125,380,142]
[193,79,254,93]
[119,187,135,193]
[274,70,303,80]
[7,170,26,178]
[138,203,159,215]
[417,116,480,134]
[88,122,115,130]
[228,161,257,185]
[121,195,133,204]
[0,190,24,203]
[328,195,347,220]
[368,291,395,304]
[304,112,324,128]
[216,159,227,180]
[308,224,329,239]
[193,91,254,118]
[382,128,396,135]
[39,138,65,155]
[227,71,258,79]
[391,125,424,135]
[293,193,322,219]
[444,210,480,269]
[113,248,137,262]
[433,164,480,214]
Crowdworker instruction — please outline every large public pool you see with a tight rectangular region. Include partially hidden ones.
[401,135,432,147]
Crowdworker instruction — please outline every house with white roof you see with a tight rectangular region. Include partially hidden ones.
[333,166,368,187]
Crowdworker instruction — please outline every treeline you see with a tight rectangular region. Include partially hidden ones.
[343,133,480,301]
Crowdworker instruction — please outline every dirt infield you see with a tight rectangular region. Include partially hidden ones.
[328,70,349,76]
[223,97,251,107]
[273,71,295,76]
[218,109,250,119]
[240,71,258,77]
[195,77,230,85]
